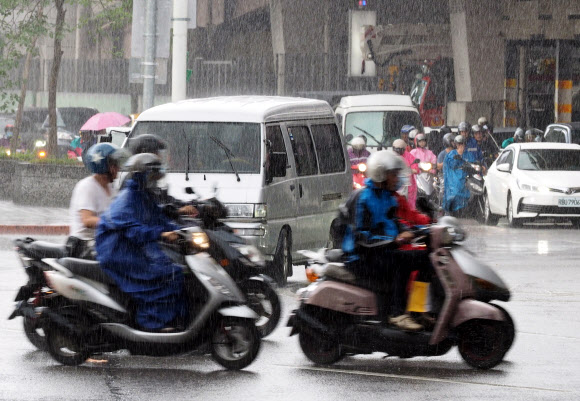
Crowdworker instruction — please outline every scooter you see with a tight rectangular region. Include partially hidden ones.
[414,160,441,220]
[455,156,486,221]
[288,218,515,370]
[175,196,281,338]
[9,237,68,350]
[37,227,261,369]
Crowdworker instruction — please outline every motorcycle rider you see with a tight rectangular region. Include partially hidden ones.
[96,153,187,332]
[442,135,470,214]
[348,135,370,166]
[68,143,129,257]
[342,150,432,331]
[400,125,415,152]
[393,138,418,210]
[502,127,524,148]
[464,124,484,164]
[411,133,437,210]
[127,134,197,218]
[437,132,455,172]
[408,128,419,150]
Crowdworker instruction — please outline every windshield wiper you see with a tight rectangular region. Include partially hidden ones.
[185,143,190,181]
[353,125,382,146]
[210,135,241,182]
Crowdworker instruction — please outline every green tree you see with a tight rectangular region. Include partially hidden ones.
[0,0,132,156]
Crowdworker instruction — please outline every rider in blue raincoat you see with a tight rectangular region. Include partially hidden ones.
[442,135,470,213]
[96,153,187,331]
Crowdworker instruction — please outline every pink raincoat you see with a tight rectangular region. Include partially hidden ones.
[402,150,418,210]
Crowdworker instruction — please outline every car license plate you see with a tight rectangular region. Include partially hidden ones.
[558,198,580,207]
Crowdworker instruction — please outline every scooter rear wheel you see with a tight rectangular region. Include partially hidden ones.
[23,316,48,351]
[458,319,512,369]
[299,330,343,365]
[211,317,261,370]
[44,310,91,366]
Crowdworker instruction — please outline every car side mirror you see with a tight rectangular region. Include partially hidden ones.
[496,163,510,173]
[345,134,353,142]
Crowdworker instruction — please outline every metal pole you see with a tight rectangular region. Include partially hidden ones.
[143,0,157,111]
[172,0,188,102]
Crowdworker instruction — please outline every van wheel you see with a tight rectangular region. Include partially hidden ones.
[273,229,292,286]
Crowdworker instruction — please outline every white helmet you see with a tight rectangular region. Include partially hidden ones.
[478,116,488,126]
[351,136,366,151]
[409,129,419,140]
[366,150,404,183]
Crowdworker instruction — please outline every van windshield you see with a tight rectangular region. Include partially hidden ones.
[130,121,261,174]
[345,111,423,148]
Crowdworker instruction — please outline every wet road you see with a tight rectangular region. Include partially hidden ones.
[1,220,579,400]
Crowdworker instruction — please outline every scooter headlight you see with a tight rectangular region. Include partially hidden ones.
[191,232,210,250]
[419,162,432,172]
[358,163,367,173]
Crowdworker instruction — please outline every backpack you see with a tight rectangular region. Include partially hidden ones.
[331,188,364,249]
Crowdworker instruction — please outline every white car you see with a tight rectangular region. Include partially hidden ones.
[483,142,580,227]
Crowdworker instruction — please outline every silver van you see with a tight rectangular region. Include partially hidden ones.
[129,96,352,284]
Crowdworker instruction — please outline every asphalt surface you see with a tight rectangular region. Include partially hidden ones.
[0,217,579,400]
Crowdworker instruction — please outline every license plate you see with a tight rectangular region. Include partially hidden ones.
[558,198,580,207]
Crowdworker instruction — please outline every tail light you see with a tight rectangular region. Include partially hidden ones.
[305,267,318,283]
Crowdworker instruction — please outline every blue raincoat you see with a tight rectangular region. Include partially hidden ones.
[464,136,483,163]
[96,173,186,330]
[442,150,470,212]
[342,178,400,255]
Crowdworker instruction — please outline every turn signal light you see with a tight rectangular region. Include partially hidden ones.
[305,267,319,283]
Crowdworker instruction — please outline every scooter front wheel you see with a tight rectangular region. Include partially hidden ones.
[240,280,281,338]
[299,330,343,365]
[458,319,512,369]
[211,317,261,370]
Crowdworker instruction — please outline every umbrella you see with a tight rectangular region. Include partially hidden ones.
[80,112,130,131]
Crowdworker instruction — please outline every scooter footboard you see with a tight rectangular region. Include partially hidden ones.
[451,299,505,328]
[218,305,259,320]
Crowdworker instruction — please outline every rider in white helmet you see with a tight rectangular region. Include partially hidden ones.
[348,135,370,166]
[342,150,432,332]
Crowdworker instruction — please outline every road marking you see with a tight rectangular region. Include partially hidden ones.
[275,364,571,393]
[519,331,580,341]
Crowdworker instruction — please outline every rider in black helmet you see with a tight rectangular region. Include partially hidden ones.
[126,134,197,218]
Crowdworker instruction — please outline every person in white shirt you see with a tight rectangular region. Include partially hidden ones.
[68,143,129,255]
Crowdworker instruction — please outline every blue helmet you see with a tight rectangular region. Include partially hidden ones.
[401,125,415,134]
[85,143,127,174]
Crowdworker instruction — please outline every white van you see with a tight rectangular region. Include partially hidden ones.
[130,96,352,284]
[334,94,423,151]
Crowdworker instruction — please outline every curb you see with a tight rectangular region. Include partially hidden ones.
[0,225,69,235]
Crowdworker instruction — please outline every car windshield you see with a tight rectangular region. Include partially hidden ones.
[345,111,423,147]
[517,149,580,171]
[130,121,261,174]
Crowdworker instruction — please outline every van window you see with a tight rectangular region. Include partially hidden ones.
[288,126,318,176]
[310,124,345,174]
[345,111,423,148]
[266,125,287,180]
[131,121,261,174]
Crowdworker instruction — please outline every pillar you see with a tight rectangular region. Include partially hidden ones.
[555,40,573,123]
[504,42,519,127]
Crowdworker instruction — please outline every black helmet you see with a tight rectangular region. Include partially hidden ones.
[127,134,168,155]
[443,133,455,148]
[439,125,452,135]
[514,127,525,142]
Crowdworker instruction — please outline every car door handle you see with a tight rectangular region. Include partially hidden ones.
[299,184,303,198]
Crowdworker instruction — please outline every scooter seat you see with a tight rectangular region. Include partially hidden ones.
[57,257,116,287]
[21,241,68,259]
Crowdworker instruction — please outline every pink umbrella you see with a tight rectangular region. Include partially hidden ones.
[80,112,131,131]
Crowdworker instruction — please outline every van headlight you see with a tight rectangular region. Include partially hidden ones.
[231,243,266,267]
[225,203,267,218]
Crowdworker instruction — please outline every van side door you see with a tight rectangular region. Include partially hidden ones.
[285,124,322,251]
[264,124,298,248]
